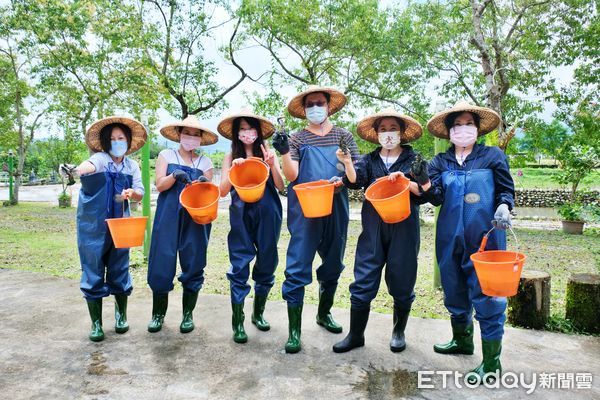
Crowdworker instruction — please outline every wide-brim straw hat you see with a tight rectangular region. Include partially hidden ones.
[426,100,500,139]
[357,108,423,144]
[159,115,218,145]
[86,116,148,155]
[287,85,347,119]
[217,109,275,140]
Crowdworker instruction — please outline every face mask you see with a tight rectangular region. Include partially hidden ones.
[180,133,202,151]
[449,125,478,148]
[109,140,128,157]
[378,131,401,150]
[239,129,258,144]
[305,106,328,125]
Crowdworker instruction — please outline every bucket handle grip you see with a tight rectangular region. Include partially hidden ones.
[478,226,521,270]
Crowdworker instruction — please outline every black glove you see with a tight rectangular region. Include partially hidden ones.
[172,169,192,184]
[272,130,290,155]
[410,154,430,185]
[196,175,209,183]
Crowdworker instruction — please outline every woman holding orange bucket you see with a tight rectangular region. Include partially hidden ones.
[217,110,284,344]
[271,85,359,353]
[59,116,147,342]
[147,115,217,334]
[426,101,514,384]
[332,109,434,354]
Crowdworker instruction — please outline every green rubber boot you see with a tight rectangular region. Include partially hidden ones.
[180,291,198,333]
[86,299,104,342]
[285,304,303,354]
[232,302,248,343]
[114,294,129,334]
[147,293,168,333]
[316,286,342,334]
[251,295,270,331]
[433,321,474,355]
[466,339,503,385]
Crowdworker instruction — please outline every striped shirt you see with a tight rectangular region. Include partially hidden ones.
[289,126,360,162]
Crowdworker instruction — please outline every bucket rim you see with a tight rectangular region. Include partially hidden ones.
[293,179,335,191]
[470,250,527,264]
[105,216,149,223]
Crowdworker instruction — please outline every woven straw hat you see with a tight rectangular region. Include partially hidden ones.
[159,115,218,145]
[86,116,148,155]
[217,109,275,140]
[287,85,347,119]
[357,108,423,144]
[426,101,500,139]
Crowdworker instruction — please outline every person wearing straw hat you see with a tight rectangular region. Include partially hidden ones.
[217,110,285,344]
[59,116,147,342]
[146,115,217,334]
[271,85,360,353]
[425,101,514,385]
[332,109,436,354]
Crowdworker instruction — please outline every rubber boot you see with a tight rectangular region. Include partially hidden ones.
[285,304,303,353]
[251,295,270,331]
[433,320,474,355]
[180,291,198,333]
[114,294,129,334]
[332,307,370,353]
[232,302,248,343]
[316,286,342,333]
[86,299,104,342]
[466,339,503,385]
[147,293,168,333]
[390,306,410,353]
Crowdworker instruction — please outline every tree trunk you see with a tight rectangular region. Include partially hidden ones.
[507,270,551,329]
[565,273,600,334]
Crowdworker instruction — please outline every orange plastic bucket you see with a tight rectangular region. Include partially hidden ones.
[364,175,411,223]
[471,227,527,297]
[293,179,335,218]
[229,157,269,203]
[106,216,148,248]
[179,182,220,224]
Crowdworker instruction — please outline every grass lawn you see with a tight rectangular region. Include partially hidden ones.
[512,167,600,190]
[1,202,599,333]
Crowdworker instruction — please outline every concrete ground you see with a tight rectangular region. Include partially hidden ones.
[0,269,598,399]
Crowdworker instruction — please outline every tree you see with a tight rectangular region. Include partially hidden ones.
[520,119,568,163]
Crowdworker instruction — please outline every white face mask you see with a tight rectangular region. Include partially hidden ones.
[238,129,258,144]
[378,131,401,150]
[180,133,202,151]
[305,106,328,125]
[449,125,478,148]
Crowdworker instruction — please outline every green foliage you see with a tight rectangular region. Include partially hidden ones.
[520,119,569,161]
[555,144,600,198]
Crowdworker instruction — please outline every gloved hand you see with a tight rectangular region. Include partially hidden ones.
[410,154,430,185]
[172,169,192,184]
[58,164,78,186]
[492,204,511,230]
[196,175,209,183]
[272,130,290,155]
[329,176,343,193]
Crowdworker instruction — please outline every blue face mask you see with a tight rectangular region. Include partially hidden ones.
[109,140,128,157]
[305,106,328,125]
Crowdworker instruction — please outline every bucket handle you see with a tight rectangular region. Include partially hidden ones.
[477,226,521,271]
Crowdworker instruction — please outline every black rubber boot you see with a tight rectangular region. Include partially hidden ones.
[316,285,342,333]
[433,320,475,355]
[285,304,303,353]
[86,299,104,342]
[180,291,198,333]
[251,295,270,331]
[232,302,248,343]
[147,293,168,333]
[390,306,410,353]
[332,307,370,353]
[114,294,129,334]
[466,339,503,385]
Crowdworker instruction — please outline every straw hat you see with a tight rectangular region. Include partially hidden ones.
[357,108,423,144]
[287,85,347,119]
[86,116,148,155]
[426,100,500,139]
[159,115,218,145]
[217,109,275,140]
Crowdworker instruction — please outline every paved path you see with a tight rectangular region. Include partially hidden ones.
[0,269,598,399]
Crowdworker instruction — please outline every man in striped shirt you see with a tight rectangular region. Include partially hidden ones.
[272,85,359,353]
